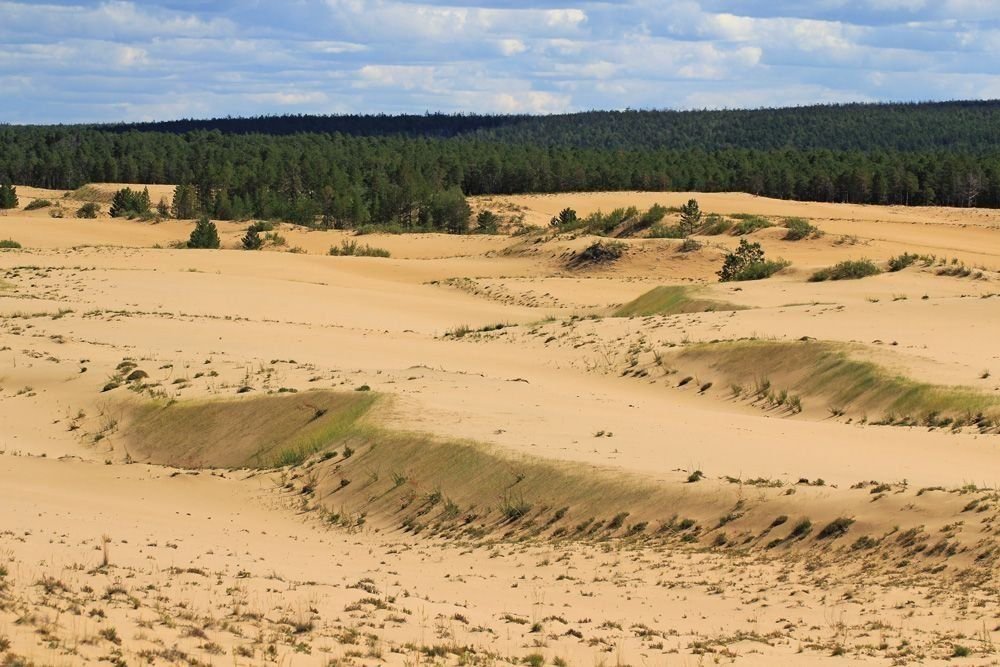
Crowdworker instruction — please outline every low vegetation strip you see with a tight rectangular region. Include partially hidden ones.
[613,286,746,317]
[124,390,377,468]
[678,339,1000,426]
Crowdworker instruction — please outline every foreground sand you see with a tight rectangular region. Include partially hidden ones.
[2,189,1000,665]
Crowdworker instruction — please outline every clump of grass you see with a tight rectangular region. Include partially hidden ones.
[731,216,773,235]
[887,252,919,272]
[698,214,732,236]
[329,239,391,257]
[569,240,626,267]
[24,199,52,210]
[782,217,821,241]
[612,286,745,317]
[789,519,812,539]
[810,259,882,282]
[0,239,22,249]
[817,517,855,539]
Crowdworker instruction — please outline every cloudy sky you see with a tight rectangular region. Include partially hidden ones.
[3,0,1000,123]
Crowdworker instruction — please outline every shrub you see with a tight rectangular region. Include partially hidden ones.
[731,216,773,235]
[817,517,854,539]
[678,238,701,252]
[0,239,22,249]
[241,227,263,250]
[888,252,919,272]
[810,259,882,282]
[699,214,732,235]
[109,187,151,218]
[188,216,221,249]
[648,224,686,238]
[76,202,101,218]
[24,198,51,210]
[0,184,18,209]
[570,240,625,266]
[329,239,391,257]
[718,239,789,282]
[678,198,702,236]
[475,209,501,234]
[783,217,820,240]
[549,207,578,229]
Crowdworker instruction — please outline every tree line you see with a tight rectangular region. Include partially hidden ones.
[1,101,1000,231]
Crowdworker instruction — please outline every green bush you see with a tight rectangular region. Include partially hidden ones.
[109,187,151,218]
[648,224,687,239]
[0,239,22,249]
[76,202,101,218]
[810,259,882,282]
[24,199,51,211]
[718,239,789,282]
[731,216,773,235]
[187,216,221,249]
[783,217,820,240]
[699,214,732,235]
[888,252,919,272]
[0,184,18,209]
[241,227,263,250]
[329,239,390,257]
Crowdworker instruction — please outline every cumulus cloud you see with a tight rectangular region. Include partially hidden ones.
[1,0,999,122]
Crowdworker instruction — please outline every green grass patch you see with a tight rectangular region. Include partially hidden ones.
[24,199,51,211]
[613,286,746,317]
[731,216,773,235]
[329,240,391,257]
[0,239,22,249]
[783,218,821,241]
[679,339,1000,422]
[810,259,882,282]
[124,390,378,469]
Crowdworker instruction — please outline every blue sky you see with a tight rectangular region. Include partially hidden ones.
[3,0,1000,123]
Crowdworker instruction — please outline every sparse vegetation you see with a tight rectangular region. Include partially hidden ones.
[329,240,391,257]
[718,239,790,282]
[810,259,882,281]
[783,217,821,240]
[0,239,22,249]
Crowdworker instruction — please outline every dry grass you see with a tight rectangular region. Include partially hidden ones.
[679,339,1000,423]
[613,286,746,317]
[124,390,377,468]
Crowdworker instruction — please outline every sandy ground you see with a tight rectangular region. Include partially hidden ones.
[2,188,1000,665]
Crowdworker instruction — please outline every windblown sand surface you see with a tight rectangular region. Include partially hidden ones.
[2,189,1000,665]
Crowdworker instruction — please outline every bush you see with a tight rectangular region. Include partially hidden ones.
[731,216,773,235]
[648,224,686,239]
[783,217,820,240]
[188,216,221,249]
[570,240,626,266]
[549,207,578,229]
[810,259,882,282]
[718,239,789,282]
[699,214,732,235]
[817,517,854,539]
[24,199,51,210]
[241,227,263,250]
[109,187,151,218]
[76,202,101,218]
[475,209,501,234]
[888,252,919,272]
[0,184,18,209]
[0,239,22,249]
[678,238,701,252]
[329,239,390,257]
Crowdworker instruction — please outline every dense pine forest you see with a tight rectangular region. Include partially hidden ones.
[3,101,1000,230]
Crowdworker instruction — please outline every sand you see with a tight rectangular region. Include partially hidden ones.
[2,188,1000,665]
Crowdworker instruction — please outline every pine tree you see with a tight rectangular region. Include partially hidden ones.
[171,185,197,219]
[241,226,262,250]
[188,216,220,249]
[0,183,19,209]
[679,199,702,236]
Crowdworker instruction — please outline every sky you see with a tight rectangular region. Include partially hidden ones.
[3,0,1000,123]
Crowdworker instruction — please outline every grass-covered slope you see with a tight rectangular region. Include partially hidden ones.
[613,286,746,317]
[124,390,376,468]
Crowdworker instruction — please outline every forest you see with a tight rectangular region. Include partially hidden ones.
[2,100,1000,230]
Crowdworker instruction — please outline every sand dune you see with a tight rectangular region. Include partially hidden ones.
[2,188,1000,665]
